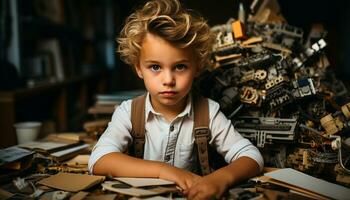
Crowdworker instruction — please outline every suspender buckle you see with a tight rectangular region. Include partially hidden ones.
[194,127,210,139]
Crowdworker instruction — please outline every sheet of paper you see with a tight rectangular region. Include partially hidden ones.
[114,177,175,187]
[265,168,350,200]
[50,144,90,158]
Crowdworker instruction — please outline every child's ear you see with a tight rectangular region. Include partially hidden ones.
[135,65,144,79]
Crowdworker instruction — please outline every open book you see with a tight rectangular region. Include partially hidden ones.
[17,133,89,162]
[262,168,350,200]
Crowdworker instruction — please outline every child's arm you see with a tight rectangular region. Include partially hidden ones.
[93,152,200,190]
[184,156,260,200]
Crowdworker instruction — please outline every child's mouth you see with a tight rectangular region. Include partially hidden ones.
[160,91,178,97]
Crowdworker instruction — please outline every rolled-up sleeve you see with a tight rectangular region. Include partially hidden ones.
[88,100,133,173]
[208,99,264,171]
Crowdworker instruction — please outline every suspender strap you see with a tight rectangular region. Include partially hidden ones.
[130,94,147,158]
[193,94,211,176]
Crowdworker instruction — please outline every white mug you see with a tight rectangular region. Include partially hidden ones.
[14,122,42,144]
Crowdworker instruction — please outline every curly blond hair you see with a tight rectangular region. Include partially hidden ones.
[117,0,214,71]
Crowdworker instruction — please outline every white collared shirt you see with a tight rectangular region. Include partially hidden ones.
[88,93,263,173]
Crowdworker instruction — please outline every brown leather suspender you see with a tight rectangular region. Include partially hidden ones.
[192,94,211,175]
[130,94,147,158]
[130,94,211,175]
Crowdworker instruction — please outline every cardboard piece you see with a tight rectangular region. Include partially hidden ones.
[264,168,350,200]
[70,191,89,200]
[38,173,105,192]
[84,194,117,200]
[85,194,117,200]
[102,181,178,197]
[115,177,174,188]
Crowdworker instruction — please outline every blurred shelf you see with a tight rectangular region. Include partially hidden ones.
[20,16,83,42]
[0,70,107,148]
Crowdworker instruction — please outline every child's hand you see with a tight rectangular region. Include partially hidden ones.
[184,174,228,200]
[158,164,200,191]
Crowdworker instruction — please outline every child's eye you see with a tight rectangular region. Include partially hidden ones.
[150,65,161,72]
[175,64,187,71]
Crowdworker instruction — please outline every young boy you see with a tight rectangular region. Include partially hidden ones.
[89,0,263,199]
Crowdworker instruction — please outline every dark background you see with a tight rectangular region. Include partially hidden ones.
[1,0,350,92]
[114,0,350,89]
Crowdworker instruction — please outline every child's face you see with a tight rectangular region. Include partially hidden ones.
[136,33,199,111]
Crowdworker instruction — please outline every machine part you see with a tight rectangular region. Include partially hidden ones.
[287,148,315,172]
[267,89,292,111]
[237,52,276,69]
[213,31,234,49]
[240,87,260,105]
[240,70,255,83]
[262,42,292,54]
[330,135,350,174]
[254,69,267,81]
[334,164,350,186]
[240,69,267,83]
[232,20,246,39]
[214,54,242,64]
[320,114,341,135]
[241,36,263,46]
[299,123,323,135]
[271,23,303,38]
[341,102,350,119]
[218,86,240,114]
[309,151,338,164]
[213,43,243,56]
[291,78,316,99]
[270,94,289,108]
[233,117,297,147]
[265,75,286,90]
[293,39,327,70]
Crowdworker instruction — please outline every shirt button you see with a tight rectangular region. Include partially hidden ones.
[170,125,174,132]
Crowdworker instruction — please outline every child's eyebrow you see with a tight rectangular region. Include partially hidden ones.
[144,59,190,64]
[144,60,160,64]
[173,59,191,64]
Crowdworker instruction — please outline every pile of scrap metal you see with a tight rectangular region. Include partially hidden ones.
[194,0,350,186]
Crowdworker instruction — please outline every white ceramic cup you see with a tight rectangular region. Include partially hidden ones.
[14,122,42,144]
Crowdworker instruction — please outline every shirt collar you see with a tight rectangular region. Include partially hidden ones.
[145,92,193,121]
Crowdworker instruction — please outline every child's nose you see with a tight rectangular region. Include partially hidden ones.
[163,71,175,86]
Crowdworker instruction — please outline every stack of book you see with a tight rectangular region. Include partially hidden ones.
[88,89,145,116]
[17,133,90,162]
[85,90,145,138]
